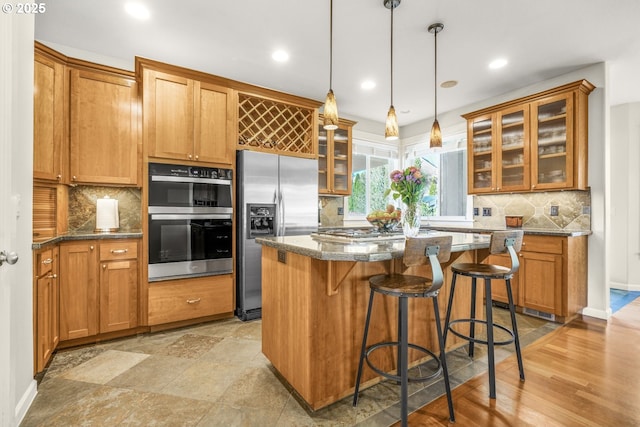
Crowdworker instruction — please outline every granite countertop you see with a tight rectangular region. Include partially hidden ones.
[255,231,490,262]
[320,224,591,237]
[32,231,143,250]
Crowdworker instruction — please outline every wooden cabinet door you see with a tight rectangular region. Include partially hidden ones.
[99,259,138,333]
[35,274,53,372]
[483,253,519,305]
[59,242,98,340]
[145,69,195,161]
[69,68,139,185]
[194,81,234,164]
[518,251,563,314]
[33,53,64,182]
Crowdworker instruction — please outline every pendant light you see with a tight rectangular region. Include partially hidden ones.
[384,0,400,141]
[428,22,444,149]
[323,0,339,130]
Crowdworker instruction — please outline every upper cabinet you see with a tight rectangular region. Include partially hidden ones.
[34,48,65,183]
[318,115,356,195]
[464,80,594,194]
[142,68,234,165]
[69,67,140,185]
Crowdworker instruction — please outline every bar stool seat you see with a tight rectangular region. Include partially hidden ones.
[444,230,525,400]
[353,235,455,426]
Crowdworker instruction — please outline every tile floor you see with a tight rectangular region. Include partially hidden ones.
[21,307,556,427]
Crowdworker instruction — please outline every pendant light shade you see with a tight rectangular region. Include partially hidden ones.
[323,0,339,130]
[384,0,400,141]
[428,22,444,149]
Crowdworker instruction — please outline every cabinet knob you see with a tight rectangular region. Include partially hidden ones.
[188,154,192,159]
[90,245,94,250]
[72,176,77,181]
[102,264,107,269]
[532,185,536,188]
[497,187,501,191]
[195,155,199,160]
[56,174,62,180]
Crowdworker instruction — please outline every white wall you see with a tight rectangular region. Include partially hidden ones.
[1,13,37,427]
[610,103,640,291]
[401,63,610,319]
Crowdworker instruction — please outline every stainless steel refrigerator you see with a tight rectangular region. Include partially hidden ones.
[236,150,318,320]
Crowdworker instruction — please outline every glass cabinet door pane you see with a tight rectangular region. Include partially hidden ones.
[536,99,568,185]
[332,128,349,192]
[471,118,493,190]
[318,127,328,191]
[500,110,526,188]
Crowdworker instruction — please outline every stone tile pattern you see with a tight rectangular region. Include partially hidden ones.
[21,308,554,427]
[68,185,141,233]
[319,196,344,227]
[473,190,591,231]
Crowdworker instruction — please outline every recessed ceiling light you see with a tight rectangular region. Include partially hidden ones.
[272,50,289,62]
[124,3,150,20]
[489,58,508,70]
[361,80,376,90]
[400,109,411,114]
[441,80,458,88]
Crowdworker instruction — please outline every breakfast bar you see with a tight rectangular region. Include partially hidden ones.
[256,231,491,410]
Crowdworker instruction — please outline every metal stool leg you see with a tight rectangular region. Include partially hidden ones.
[433,296,455,423]
[399,296,409,427]
[353,289,375,406]
[468,277,477,358]
[484,278,496,399]
[443,272,458,344]
[506,278,525,381]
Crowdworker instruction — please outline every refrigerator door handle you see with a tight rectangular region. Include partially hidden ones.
[279,190,286,236]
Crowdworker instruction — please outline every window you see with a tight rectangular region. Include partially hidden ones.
[403,132,468,219]
[346,141,399,218]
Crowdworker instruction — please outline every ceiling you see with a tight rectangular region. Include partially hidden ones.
[35,0,640,127]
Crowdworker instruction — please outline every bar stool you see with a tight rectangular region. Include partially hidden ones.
[443,230,525,399]
[353,235,455,426]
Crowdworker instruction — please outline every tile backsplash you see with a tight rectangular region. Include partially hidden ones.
[68,186,142,233]
[319,196,344,227]
[473,190,591,231]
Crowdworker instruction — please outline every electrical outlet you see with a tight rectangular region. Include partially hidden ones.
[550,205,559,216]
[473,207,479,216]
[482,207,492,217]
[337,207,344,215]
[583,206,591,215]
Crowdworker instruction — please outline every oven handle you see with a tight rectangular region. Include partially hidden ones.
[150,214,232,220]
[151,175,231,185]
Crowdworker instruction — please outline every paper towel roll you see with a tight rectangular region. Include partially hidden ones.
[96,196,119,232]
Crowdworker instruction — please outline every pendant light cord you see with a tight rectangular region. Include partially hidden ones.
[390,2,394,107]
[329,0,333,90]
[433,25,437,120]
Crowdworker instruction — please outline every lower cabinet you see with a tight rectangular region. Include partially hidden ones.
[59,239,139,341]
[483,234,587,322]
[34,246,59,373]
[148,275,234,325]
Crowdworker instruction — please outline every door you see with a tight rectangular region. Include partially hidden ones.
[279,155,318,236]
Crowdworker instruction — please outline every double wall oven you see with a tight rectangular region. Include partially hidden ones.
[148,163,233,282]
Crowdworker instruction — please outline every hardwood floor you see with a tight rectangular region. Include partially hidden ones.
[401,298,640,426]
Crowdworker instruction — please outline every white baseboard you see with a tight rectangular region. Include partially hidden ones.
[15,379,37,426]
[610,282,640,292]
[581,306,611,320]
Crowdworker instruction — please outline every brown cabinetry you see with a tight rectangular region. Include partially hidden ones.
[69,67,140,185]
[465,80,594,194]
[483,234,587,323]
[148,275,234,325]
[33,49,65,183]
[59,239,139,342]
[318,116,355,195]
[143,69,234,165]
[33,246,59,372]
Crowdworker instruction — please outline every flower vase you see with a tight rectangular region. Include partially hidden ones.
[402,203,421,237]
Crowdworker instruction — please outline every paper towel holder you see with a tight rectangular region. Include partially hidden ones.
[95,195,120,233]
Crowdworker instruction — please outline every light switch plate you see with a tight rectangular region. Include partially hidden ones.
[473,207,479,216]
[550,205,559,216]
[482,207,492,216]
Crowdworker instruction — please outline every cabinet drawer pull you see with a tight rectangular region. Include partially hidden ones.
[110,249,128,255]
[186,298,201,304]
[42,258,53,265]
[47,273,57,279]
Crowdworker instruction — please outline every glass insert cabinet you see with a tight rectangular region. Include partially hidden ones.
[465,80,594,195]
[318,115,356,196]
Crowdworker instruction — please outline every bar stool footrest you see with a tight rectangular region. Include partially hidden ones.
[365,341,442,383]
[447,318,515,346]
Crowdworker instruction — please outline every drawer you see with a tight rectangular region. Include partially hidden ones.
[100,240,138,261]
[148,275,234,325]
[521,235,563,254]
[35,248,54,277]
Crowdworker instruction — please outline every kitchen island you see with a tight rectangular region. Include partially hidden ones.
[256,231,490,410]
